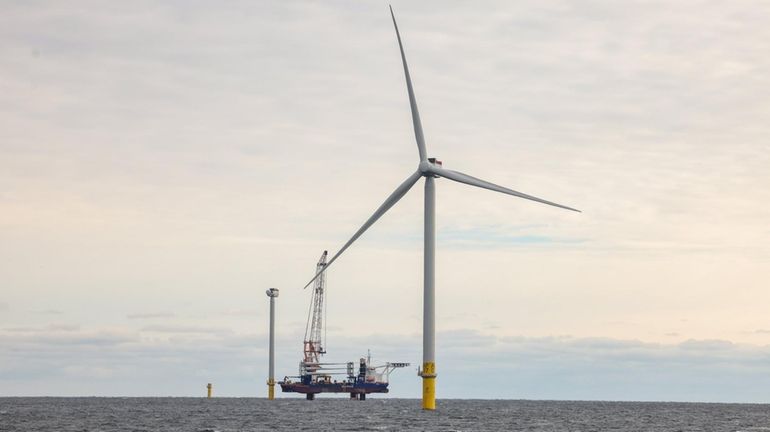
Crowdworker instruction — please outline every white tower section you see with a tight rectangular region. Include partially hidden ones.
[266,287,279,400]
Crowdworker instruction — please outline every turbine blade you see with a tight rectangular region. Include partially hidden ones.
[390,5,428,162]
[303,170,423,289]
[429,165,581,213]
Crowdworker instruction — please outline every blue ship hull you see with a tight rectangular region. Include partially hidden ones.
[280,381,388,395]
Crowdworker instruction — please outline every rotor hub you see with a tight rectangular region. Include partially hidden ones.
[419,158,442,176]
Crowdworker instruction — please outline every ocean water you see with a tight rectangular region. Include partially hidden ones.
[2,397,770,431]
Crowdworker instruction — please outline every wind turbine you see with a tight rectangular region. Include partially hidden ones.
[303,6,580,410]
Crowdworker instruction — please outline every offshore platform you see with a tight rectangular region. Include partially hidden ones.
[279,251,409,400]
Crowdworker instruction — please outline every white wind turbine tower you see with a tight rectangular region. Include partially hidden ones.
[303,6,580,410]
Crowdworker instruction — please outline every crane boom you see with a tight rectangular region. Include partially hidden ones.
[303,250,328,366]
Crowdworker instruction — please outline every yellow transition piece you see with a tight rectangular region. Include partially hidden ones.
[421,362,436,410]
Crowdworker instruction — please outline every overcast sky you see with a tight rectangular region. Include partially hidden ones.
[2,0,770,401]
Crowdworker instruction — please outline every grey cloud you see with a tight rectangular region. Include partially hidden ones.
[311,331,770,401]
[220,308,258,317]
[3,324,770,400]
[436,332,770,401]
[46,324,80,332]
[2,327,38,332]
[126,312,176,319]
[140,324,232,335]
[448,332,770,369]
[0,323,289,395]
[440,329,498,349]
[31,309,63,315]
[440,225,588,250]
[677,339,735,351]
[0,328,137,347]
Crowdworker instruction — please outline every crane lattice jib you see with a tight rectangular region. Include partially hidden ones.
[303,251,328,366]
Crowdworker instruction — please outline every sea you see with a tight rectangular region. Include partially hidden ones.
[2,397,770,431]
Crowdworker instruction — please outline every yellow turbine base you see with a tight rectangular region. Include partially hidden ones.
[421,362,436,410]
[267,379,275,400]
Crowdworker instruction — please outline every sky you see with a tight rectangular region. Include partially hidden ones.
[1,0,770,401]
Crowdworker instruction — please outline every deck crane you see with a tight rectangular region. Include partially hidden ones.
[302,251,328,373]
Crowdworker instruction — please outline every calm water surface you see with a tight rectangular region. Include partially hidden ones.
[2,397,770,431]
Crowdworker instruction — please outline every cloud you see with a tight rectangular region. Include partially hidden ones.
[440,329,498,349]
[126,312,176,320]
[0,322,278,395]
[220,308,259,317]
[46,324,80,332]
[30,309,63,315]
[2,324,770,401]
[438,332,770,402]
[439,225,588,249]
[677,339,735,351]
[0,326,136,347]
[140,324,231,335]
